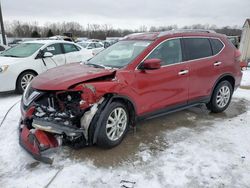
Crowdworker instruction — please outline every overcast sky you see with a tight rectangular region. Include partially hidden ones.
[1,0,250,29]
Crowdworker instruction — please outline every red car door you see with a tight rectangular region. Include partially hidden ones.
[132,38,189,115]
[182,37,220,101]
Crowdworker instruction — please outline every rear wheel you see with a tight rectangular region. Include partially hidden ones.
[16,71,36,94]
[206,80,233,113]
[96,101,129,148]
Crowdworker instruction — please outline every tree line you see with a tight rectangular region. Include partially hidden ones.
[3,20,242,39]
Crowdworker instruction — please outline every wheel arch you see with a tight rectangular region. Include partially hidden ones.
[210,73,235,100]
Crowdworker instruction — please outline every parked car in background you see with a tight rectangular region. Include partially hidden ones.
[78,41,104,55]
[0,40,93,93]
[8,39,23,47]
[19,30,242,163]
[0,44,9,52]
[240,60,248,70]
[100,40,112,48]
[227,36,240,48]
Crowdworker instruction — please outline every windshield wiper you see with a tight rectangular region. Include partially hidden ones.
[86,63,107,69]
[2,55,19,58]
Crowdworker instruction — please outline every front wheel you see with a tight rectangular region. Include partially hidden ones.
[16,71,36,94]
[96,102,129,148]
[206,80,233,113]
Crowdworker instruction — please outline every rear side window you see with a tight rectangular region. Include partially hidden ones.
[210,39,224,55]
[183,38,212,60]
[43,43,63,55]
[63,43,79,53]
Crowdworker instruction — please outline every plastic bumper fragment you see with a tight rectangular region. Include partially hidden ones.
[19,124,59,164]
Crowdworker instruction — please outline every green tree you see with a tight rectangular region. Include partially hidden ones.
[31,30,41,38]
[46,29,54,37]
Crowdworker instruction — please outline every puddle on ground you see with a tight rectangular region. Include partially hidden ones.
[65,98,248,167]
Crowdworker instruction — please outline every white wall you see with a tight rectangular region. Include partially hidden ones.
[239,23,250,62]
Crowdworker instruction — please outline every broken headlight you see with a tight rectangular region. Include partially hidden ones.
[23,83,41,106]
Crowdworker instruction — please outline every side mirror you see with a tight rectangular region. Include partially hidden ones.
[43,52,53,58]
[140,58,161,70]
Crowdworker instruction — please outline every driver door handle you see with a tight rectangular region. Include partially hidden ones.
[178,70,189,75]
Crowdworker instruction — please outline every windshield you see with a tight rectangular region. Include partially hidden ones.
[0,43,44,58]
[87,40,151,68]
[78,42,88,48]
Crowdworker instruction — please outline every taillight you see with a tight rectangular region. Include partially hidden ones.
[235,49,241,63]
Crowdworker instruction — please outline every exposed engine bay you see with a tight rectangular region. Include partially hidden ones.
[20,85,106,164]
[34,91,84,129]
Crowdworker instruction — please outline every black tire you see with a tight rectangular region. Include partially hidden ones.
[206,80,233,113]
[16,71,36,94]
[96,101,129,148]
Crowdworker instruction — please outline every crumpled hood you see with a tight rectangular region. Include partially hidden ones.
[0,56,25,66]
[31,63,116,91]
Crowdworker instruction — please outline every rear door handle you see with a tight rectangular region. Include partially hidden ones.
[178,70,189,75]
[214,61,222,66]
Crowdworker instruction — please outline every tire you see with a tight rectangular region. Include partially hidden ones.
[96,101,129,148]
[16,71,36,94]
[206,80,233,113]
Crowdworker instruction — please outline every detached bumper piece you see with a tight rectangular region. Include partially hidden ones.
[19,125,59,164]
[32,119,84,137]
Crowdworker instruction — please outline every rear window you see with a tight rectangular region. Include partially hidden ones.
[183,38,212,60]
[210,39,224,55]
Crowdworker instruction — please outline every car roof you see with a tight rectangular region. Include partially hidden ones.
[123,30,225,41]
[23,40,75,45]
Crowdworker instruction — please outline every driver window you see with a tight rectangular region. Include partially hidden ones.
[147,39,182,66]
[43,43,63,55]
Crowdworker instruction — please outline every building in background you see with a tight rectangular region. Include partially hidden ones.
[239,19,250,63]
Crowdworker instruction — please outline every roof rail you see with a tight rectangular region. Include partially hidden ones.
[158,29,216,37]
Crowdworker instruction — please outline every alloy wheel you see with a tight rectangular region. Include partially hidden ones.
[106,107,128,141]
[216,85,231,108]
[21,74,35,91]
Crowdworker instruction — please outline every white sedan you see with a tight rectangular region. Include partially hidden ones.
[77,41,104,56]
[0,40,93,93]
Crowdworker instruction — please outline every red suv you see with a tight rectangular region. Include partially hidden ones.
[19,30,242,163]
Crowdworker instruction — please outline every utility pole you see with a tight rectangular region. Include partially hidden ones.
[0,1,6,45]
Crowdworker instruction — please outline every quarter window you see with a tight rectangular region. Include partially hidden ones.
[43,43,63,55]
[210,39,224,55]
[183,38,212,60]
[147,39,182,66]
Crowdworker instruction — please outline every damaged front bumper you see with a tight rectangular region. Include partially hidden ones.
[32,119,84,137]
[19,123,60,164]
[19,84,108,164]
